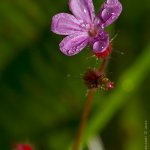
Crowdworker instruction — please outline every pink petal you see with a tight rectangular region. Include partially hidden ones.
[69,0,95,23]
[51,13,83,35]
[59,32,89,56]
[97,0,122,27]
[92,31,109,53]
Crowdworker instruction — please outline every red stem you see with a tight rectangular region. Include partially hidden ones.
[72,89,96,150]
[98,58,108,74]
[72,58,108,150]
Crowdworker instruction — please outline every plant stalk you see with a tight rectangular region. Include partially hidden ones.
[72,89,96,150]
[72,58,108,150]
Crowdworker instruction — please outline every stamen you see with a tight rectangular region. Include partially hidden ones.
[88,24,98,37]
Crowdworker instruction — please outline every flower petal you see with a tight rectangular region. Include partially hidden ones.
[59,32,89,56]
[69,0,95,23]
[92,31,109,53]
[97,0,122,27]
[51,13,82,35]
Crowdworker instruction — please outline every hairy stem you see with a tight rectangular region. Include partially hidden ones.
[72,58,108,150]
[98,58,108,74]
[72,89,96,150]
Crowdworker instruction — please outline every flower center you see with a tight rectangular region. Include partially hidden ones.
[80,23,98,37]
[88,24,98,37]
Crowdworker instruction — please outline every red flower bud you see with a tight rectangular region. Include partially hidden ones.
[107,81,114,90]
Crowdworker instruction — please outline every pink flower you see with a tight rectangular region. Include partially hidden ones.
[51,0,122,57]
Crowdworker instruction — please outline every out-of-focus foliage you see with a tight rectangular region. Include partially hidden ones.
[0,0,150,150]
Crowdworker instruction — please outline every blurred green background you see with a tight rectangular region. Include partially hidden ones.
[0,0,150,150]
